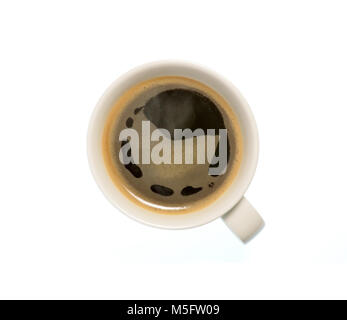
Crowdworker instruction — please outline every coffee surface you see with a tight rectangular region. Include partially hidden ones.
[143,89,226,138]
[102,76,243,214]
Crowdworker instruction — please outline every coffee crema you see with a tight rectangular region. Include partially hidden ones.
[102,76,243,214]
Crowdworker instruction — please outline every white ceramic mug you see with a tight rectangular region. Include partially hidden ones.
[87,61,264,243]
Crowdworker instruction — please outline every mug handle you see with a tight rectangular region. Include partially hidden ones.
[222,197,264,243]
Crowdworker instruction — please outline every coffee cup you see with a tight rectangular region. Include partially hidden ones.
[87,61,264,242]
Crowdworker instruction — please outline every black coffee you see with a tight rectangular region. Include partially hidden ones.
[102,76,243,213]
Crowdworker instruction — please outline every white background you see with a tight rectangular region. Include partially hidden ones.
[0,0,346,299]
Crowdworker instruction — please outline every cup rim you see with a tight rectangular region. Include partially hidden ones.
[87,60,259,229]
